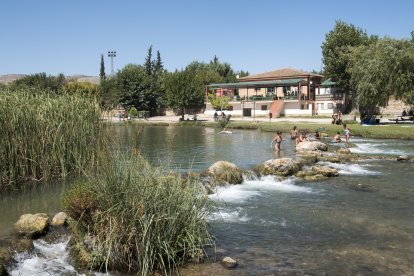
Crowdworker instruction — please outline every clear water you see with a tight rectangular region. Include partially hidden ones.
[2,125,414,275]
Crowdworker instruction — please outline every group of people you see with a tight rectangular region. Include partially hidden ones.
[331,111,343,125]
[214,111,231,122]
[401,109,414,117]
[271,124,351,153]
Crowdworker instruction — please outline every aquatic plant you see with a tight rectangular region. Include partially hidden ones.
[65,152,214,275]
[0,87,104,190]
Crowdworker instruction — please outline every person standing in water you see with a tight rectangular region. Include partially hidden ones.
[290,126,298,140]
[343,124,350,143]
[271,131,283,152]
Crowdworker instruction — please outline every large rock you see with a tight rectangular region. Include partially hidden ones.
[338,147,351,154]
[207,161,243,184]
[312,165,339,177]
[257,158,302,176]
[296,141,328,152]
[51,212,68,227]
[15,213,50,238]
[222,256,238,268]
[397,155,409,161]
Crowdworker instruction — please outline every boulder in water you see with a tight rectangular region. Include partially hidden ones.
[207,161,243,184]
[15,213,50,238]
[222,256,238,268]
[338,147,351,154]
[52,212,68,227]
[397,155,409,161]
[296,141,328,152]
[257,158,302,176]
[312,165,339,177]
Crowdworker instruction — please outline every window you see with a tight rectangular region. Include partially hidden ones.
[328,103,334,109]
[267,87,274,93]
[261,105,267,111]
[255,87,261,92]
[317,103,324,110]
[301,104,304,110]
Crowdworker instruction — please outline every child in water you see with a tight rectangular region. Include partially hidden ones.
[334,131,342,143]
[271,131,283,152]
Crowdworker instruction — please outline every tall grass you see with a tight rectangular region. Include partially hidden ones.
[0,88,104,190]
[65,152,214,274]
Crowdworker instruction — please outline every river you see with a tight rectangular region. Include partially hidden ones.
[2,125,414,275]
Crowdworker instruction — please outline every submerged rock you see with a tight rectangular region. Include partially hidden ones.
[338,147,351,154]
[15,213,50,239]
[296,141,328,152]
[0,236,34,275]
[207,161,243,184]
[222,256,238,268]
[52,212,68,227]
[256,158,302,176]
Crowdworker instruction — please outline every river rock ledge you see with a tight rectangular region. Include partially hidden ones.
[206,161,244,184]
[256,158,302,176]
[15,213,50,238]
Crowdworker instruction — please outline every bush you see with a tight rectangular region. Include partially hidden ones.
[62,181,98,227]
[65,153,214,274]
[129,106,138,117]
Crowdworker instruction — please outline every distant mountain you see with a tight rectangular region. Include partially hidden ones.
[0,74,100,85]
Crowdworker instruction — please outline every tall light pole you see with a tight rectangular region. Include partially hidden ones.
[108,51,116,76]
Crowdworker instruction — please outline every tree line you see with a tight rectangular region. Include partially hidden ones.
[322,21,414,117]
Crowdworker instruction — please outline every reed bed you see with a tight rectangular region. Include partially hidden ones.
[0,87,104,190]
[65,152,214,275]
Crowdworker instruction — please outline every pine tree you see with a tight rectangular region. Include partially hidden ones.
[144,45,153,76]
[100,54,106,80]
[154,50,163,75]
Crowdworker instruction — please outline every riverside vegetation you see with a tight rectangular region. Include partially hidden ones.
[0,87,104,191]
[0,87,215,275]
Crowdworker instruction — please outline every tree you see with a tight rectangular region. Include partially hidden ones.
[164,68,204,120]
[115,64,158,114]
[154,50,163,75]
[208,94,231,110]
[349,37,414,117]
[321,21,373,109]
[11,73,67,92]
[144,45,153,76]
[100,54,106,80]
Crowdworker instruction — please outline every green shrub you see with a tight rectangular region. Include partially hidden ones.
[62,181,98,226]
[129,106,138,117]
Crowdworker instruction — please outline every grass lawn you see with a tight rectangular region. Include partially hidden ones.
[204,121,414,140]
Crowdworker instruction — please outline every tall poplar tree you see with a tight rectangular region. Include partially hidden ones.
[144,45,153,76]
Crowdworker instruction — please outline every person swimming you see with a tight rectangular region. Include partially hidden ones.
[219,127,232,134]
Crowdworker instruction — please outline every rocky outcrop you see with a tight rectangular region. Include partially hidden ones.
[15,213,49,238]
[0,237,34,275]
[296,141,328,152]
[338,147,351,154]
[256,158,302,176]
[222,256,238,268]
[207,161,243,184]
[52,212,68,227]
[397,155,409,161]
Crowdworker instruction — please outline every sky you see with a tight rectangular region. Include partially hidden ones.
[1,0,413,76]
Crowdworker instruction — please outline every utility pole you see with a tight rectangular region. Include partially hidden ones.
[107,51,117,76]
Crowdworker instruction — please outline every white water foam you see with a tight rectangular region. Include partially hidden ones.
[318,161,380,176]
[209,175,312,203]
[9,238,82,276]
[208,207,250,223]
[350,143,408,156]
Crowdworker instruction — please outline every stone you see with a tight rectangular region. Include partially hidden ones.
[296,141,328,152]
[51,212,68,226]
[222,256,238,268]
[312,165,339,177]
[397,155,409,161]
[207,161,243,184]
[15,213,49,238]
[257,158,302,176]
[0,247,12,276]
[338,147,351,154]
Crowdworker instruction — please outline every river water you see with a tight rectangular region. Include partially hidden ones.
[2,125,414,275]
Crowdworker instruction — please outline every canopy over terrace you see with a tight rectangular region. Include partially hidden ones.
[205,78,309,102]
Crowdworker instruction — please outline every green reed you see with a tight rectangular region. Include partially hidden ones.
[65,152,214,274]
[0,87,104,190]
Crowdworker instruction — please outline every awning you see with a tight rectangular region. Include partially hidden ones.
[321,78,336,87]
[207,78,307,89]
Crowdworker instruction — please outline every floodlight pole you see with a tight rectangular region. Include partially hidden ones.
[108,51,117,76]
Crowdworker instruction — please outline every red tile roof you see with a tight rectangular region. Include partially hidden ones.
[239,68,322,82]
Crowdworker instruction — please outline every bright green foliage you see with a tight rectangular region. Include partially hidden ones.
[0,87,104,190]
[128,106,138,117]
[321,21,374,107]
[164,68,202,120]
[64,81,99,96]
[349,37,414,116]
[208,94,231,110]
[100,54,106,80]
